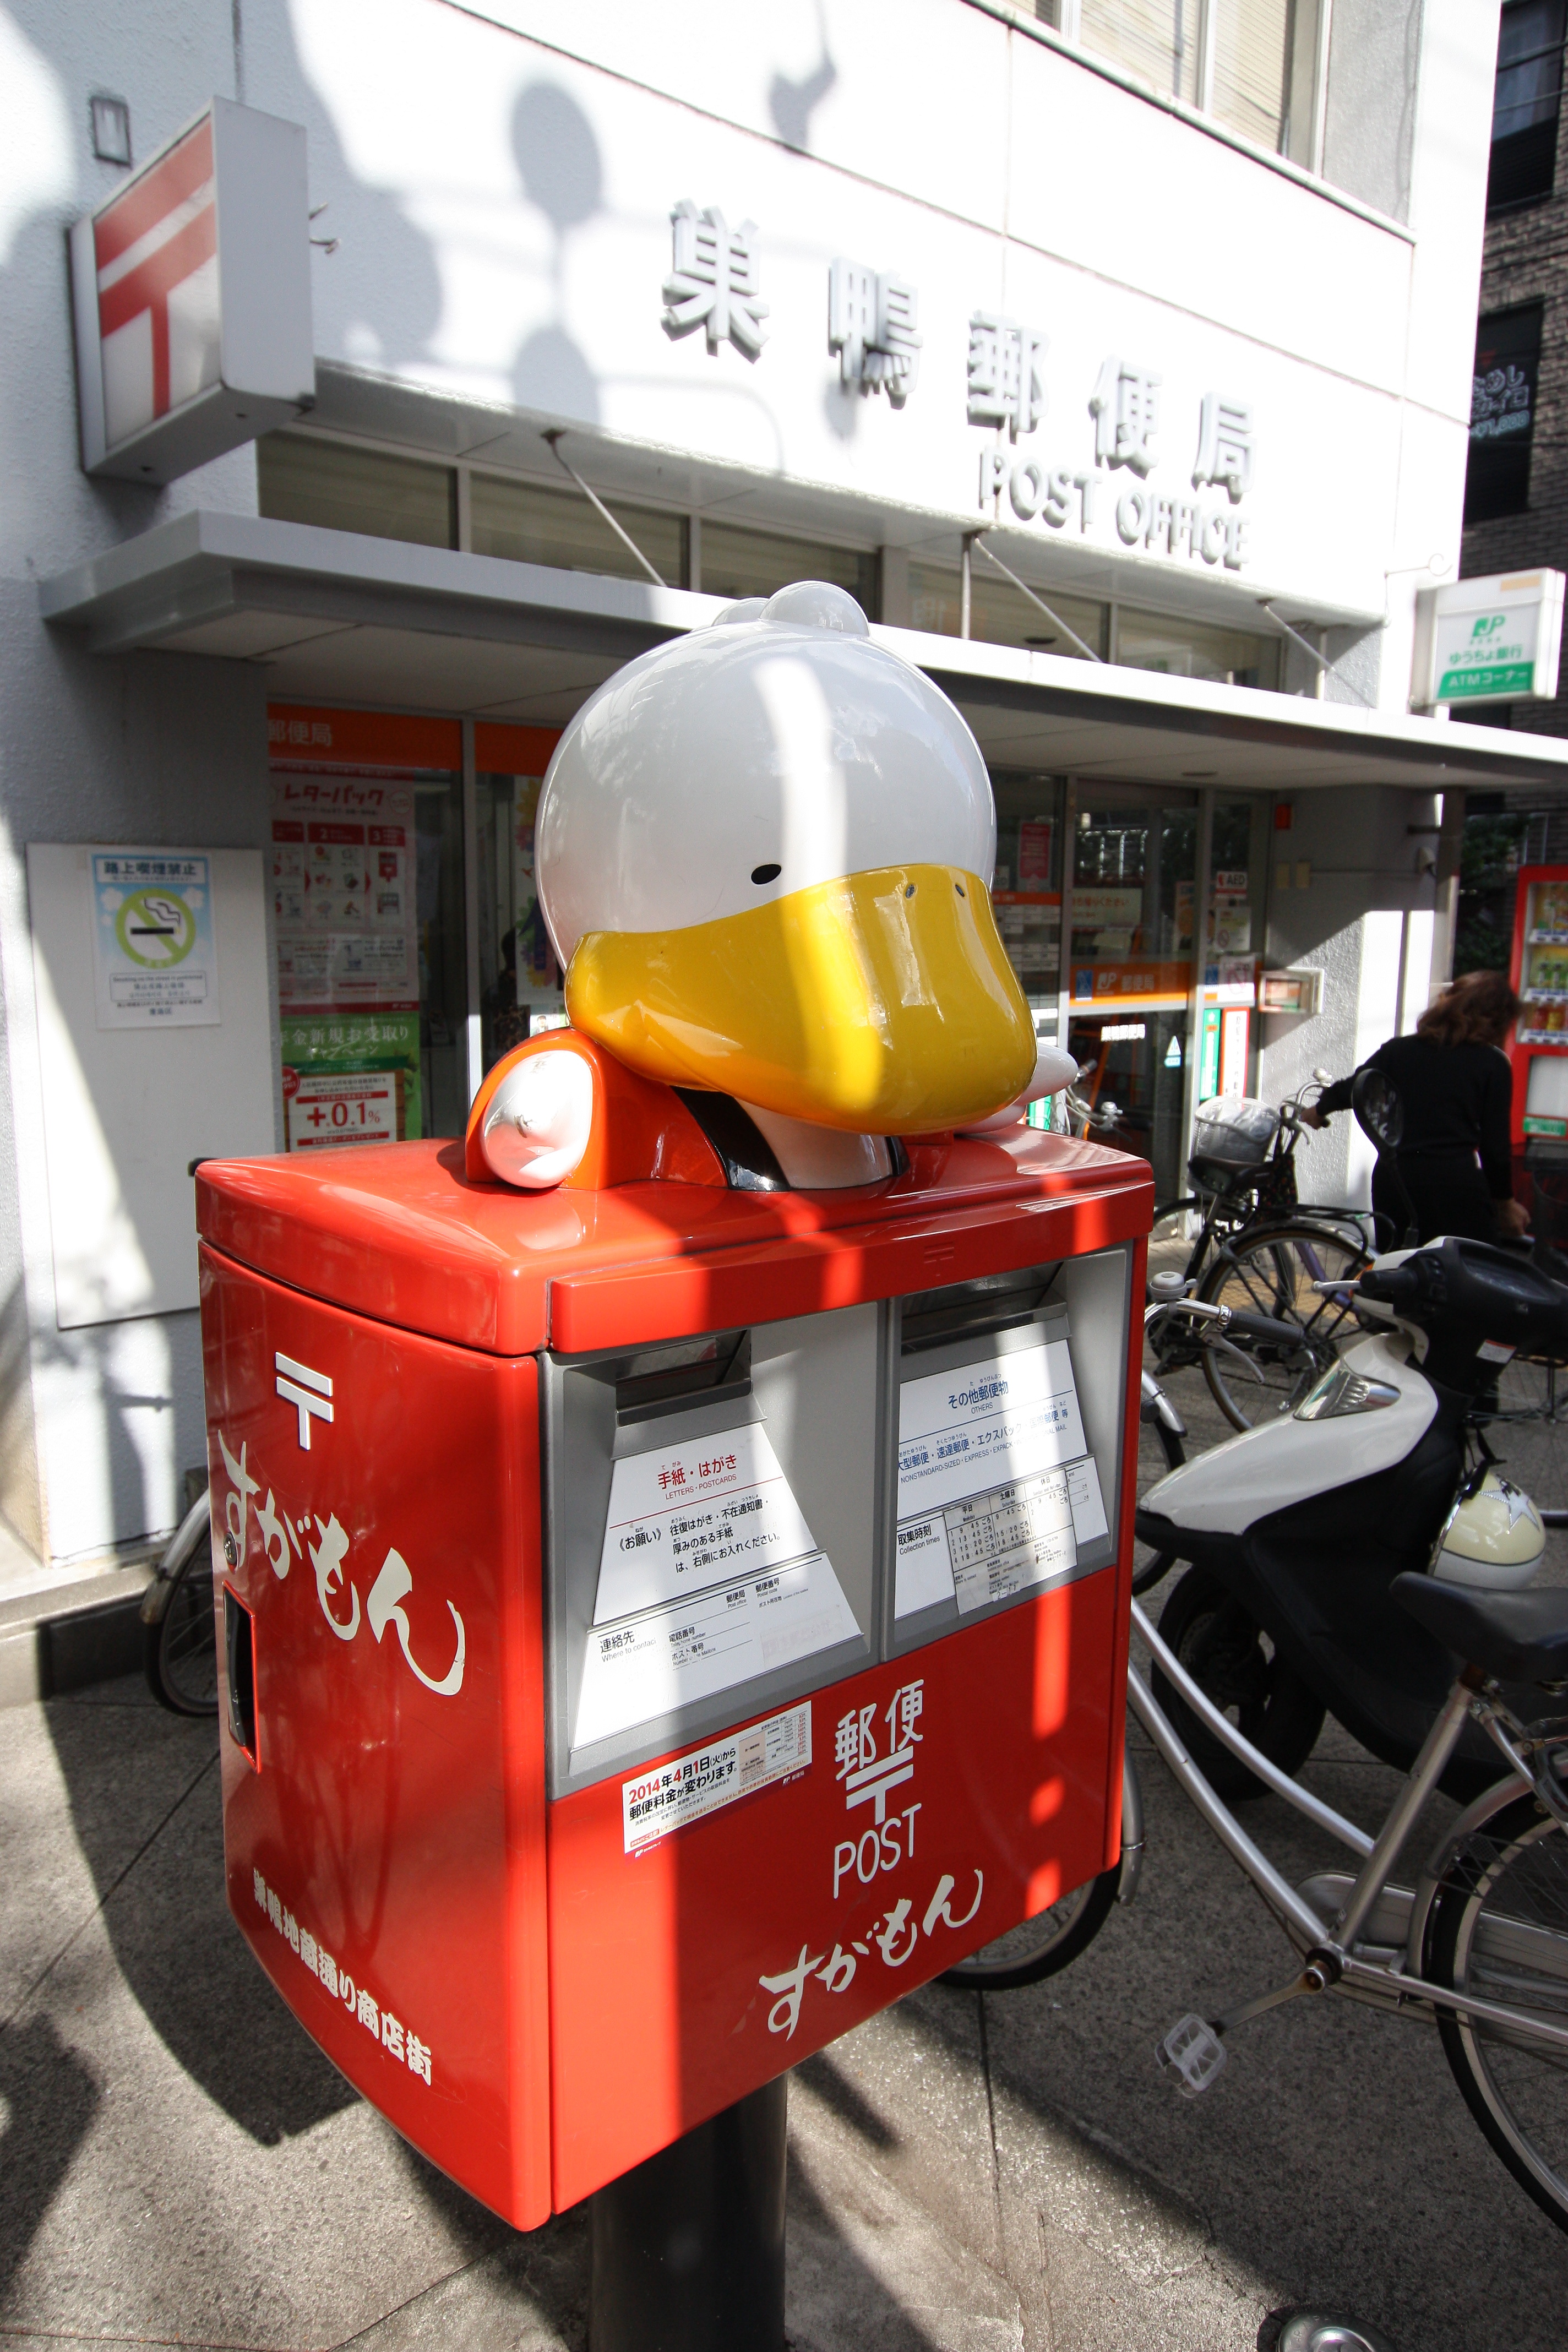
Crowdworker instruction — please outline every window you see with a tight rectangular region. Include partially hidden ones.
[470,472,687,587]
[1041,1,1322,160]
[1466,307,1543,525]
[1488,0,1565,211]
[258,434,456,549]
[1114,608,1280,689]
[1078,1,1201,106]
[699,521,879,616]
[908,561,1108,660]
[267,707,469,1150]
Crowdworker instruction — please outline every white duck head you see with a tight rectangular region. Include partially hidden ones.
[535,580,1038,1137]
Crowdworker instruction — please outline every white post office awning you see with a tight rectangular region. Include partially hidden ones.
[40,509,1568,792]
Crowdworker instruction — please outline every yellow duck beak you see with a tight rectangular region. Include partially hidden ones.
[565,865,1036,1134]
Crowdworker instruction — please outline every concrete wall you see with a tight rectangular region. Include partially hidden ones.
[1257,786,1441,1208]
[0,2,271,1578]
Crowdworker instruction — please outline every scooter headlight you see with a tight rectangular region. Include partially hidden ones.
[1294,1362,1401,1420]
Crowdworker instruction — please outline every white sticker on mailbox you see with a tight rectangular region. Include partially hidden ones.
[894,1333,1109,1619]
[594,1420,820,1623]
[622,1701,812,1854]
[575,1552,856,1752]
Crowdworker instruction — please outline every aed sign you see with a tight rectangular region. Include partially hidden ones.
[68,98,315,484]
[1412,571,1566,709]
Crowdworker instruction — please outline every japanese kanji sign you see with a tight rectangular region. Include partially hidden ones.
[967,312,1048,438]
[1091,355,1162,476]
[662,200,770,358]
[829,259,922,402]
[1192,391,1255,501]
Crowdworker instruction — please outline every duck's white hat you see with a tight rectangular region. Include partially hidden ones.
[536,581,997,966]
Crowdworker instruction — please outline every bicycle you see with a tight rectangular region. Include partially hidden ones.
[1132,1572,1568,2234]
[1146,1080,1374,1431]
[140,1484,219,1717]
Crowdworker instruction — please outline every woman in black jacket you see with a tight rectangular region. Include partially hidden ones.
[1302,967,1528,1246]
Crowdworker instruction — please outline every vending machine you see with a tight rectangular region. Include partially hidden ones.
[1509,865,1568,1145]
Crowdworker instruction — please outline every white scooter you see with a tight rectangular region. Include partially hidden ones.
[1137,1224,1568,1803]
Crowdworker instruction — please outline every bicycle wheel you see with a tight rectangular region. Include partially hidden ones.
[1475,1355,1568,1522]
[1199,1221,1369,1431]
[1133,1411,1185,1597]
[1425,1789,1568,2234]
[939,1864,1120,1991]
[144,1542,220,1716]
[1148,1566,1325,1801]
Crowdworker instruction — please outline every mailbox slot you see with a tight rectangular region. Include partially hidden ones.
[543,1305,886,1796]
[888,1247,1130,1657]
[223,1584,259,1767]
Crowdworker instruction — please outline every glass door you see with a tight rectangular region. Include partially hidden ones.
[1065,785,1198,1200]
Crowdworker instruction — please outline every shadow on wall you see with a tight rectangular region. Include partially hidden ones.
[769,4,839,151]
[258,2,442,385]
[0,0,445,560]
[511,81,606,429]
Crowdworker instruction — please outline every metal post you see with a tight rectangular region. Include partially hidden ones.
[1179,786,1215,1159]
[960,533,973,640]
[1430,787,1466,999]
[590,2078,788,2352]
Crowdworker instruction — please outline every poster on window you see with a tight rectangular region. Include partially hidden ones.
[280,1014,422,1150]
[271,775,417,1015]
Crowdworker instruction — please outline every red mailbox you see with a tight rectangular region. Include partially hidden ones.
[198,1123,1149,2226]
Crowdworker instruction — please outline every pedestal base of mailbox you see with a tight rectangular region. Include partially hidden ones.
[589,2076,788,2352]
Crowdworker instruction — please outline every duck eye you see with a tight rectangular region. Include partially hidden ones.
[904,883,916,899]
[954,882,966,898]
[751,862,781,885]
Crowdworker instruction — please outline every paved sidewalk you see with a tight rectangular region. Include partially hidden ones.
[2,1366,1561,2350]
[3,1660,1562,2351]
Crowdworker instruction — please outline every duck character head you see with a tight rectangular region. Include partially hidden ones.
[534,580,1038,1143]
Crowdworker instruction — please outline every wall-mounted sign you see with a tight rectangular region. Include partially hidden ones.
[1411,571,1565,709]
[1259,968,1324,1017]
[69,97,314,484]
[90,849,220,1028]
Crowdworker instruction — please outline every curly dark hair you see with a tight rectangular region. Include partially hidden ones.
[1417,967,1521,1048]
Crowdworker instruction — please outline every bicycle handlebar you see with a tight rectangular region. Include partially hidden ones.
[1145,1294,1306,1349]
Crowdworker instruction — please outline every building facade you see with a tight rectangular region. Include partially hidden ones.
[3,0,1565,1636]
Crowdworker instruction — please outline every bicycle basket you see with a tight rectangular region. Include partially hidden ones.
[1190,1096,1279,1169]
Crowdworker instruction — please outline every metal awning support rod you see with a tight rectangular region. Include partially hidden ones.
[542,430,667,589]
[971,532,1103,662]
[1260,598,1375,708]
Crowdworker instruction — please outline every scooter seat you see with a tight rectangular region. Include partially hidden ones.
[1391,1572,1568,1686]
